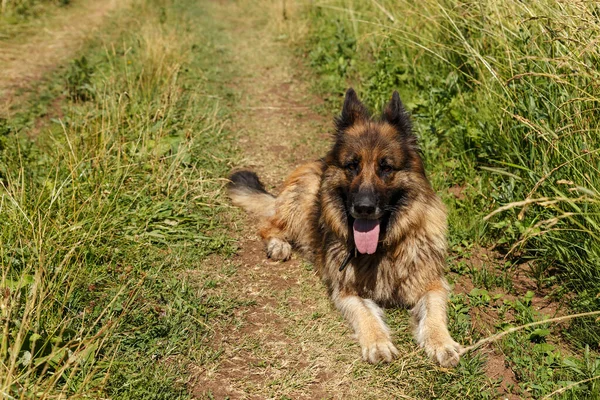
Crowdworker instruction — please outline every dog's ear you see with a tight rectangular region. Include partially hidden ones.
[383,91,412,135]
[336,88,369,133]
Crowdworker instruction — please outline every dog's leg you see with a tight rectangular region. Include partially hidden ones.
[412,279,461,367]
[334,292,399,363]
[259,219,292,261]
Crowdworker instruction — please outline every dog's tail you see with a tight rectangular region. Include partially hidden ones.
[227,170,276,218]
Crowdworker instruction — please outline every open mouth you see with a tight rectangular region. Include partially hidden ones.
[352,218,381,255]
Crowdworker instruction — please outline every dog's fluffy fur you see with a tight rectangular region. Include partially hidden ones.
[228,88,461,366]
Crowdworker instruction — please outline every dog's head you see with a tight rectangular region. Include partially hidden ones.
[322,88,430,254]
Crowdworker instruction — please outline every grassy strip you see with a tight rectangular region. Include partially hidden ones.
[1,0,241,397]
[295,0,600,398]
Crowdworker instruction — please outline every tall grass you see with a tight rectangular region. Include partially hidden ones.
[0,0,238,397]
[302,0,599,330]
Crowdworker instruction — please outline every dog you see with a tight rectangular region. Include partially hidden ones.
[227,88,461,367]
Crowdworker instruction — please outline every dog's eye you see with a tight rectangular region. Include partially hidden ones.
[344,161,359,173]
[380,164,393,174]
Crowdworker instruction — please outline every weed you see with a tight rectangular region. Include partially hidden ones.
[470,265,513,293]
[65,56,95,101]
[448,292,473,340]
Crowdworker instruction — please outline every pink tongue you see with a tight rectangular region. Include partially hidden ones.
[353,219,380,255]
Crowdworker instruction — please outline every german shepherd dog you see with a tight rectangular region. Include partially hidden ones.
[228,89,461,367]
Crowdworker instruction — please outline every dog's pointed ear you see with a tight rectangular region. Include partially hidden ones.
[383,90,412,135]
[336,88,369,133]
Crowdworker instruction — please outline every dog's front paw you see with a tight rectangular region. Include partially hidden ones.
[266,238,292,261]
[361,337,399,364]
[424,338,461,367]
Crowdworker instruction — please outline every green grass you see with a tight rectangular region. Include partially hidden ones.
[0,0,243,397]
[296,0,600,398]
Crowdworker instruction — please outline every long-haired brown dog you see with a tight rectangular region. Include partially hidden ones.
[228,88,461,366]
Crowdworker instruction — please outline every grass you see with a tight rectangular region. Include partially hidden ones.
[0,0,244,397]
[292,0,600,398]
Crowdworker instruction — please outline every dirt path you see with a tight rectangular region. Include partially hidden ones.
[0,0,122,113]
[190,2,438,399]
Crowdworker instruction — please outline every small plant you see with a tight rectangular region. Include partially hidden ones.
[470,264,514,292]
[468,288,492,307]
[65,56,95,101]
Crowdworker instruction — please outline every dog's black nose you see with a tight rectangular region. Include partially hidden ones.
[355,203,376,216]
[353,195,378,218]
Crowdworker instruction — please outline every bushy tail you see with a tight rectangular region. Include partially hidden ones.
[227,170,276,218]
